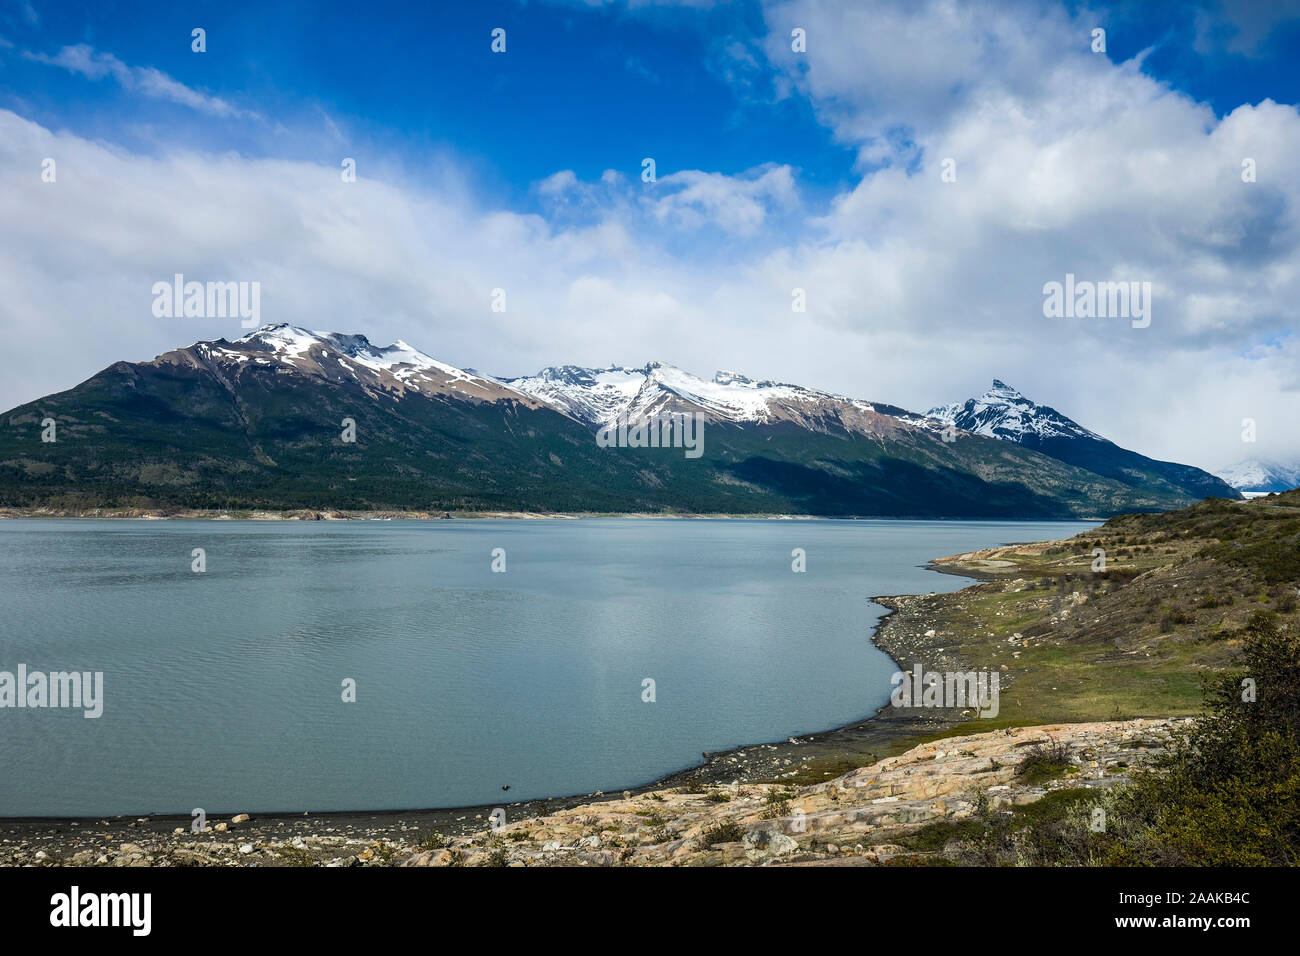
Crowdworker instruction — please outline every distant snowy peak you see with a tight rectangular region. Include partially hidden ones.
[927,380,1103,443]
[1214,459,1300,494]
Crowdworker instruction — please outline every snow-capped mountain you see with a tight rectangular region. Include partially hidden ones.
[162,330,1235,505]
[1214,459,1300,494]
[0,324,1240,517]
[188,327,939,439]
[495,364,657,425]
[928,380,1240,501]
[174,323,541,407]
[502,362,827,425]
[926,380,1102,442]
[501,361,941,440]
[170,326,939,440]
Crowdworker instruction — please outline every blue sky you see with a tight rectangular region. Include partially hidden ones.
[2,0,1300,470]
[2,1,854,208]
[9,0,1296,212]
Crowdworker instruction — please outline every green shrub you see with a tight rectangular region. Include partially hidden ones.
[1016,613,1300,866]
[699,821,744,847]
[1016,739,1075,784]
[759,789,793,819]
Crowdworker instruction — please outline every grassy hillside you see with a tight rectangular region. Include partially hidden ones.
[922,490,1300,729]
[865,490,1300,864]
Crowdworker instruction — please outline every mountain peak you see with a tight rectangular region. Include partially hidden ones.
[985,379,1027,401]
[503,358,904,437]
[927,382,1099,443]
[186,325,524,406]
[713,370,753,386]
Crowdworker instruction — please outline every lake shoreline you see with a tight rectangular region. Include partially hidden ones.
[0,549,999,860]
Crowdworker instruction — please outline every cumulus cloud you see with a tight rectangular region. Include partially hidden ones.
[0,109,723,415]
[650,164,798,235]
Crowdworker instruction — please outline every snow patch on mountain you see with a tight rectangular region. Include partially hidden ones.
[235,325,482,382]
[221,324,515,397]
[926,380,1103,442]
[1214,459,1300,493]
[502,360,876,428]
[499,365,647,425]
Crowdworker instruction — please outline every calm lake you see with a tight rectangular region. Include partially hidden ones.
[0,518,1096,816]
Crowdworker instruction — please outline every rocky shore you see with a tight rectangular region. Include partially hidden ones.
[0,719,1180,867]
[402,718,1180,867]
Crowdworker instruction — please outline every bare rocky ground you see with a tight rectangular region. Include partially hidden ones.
[402,718,1179,867]
[0,718,1178,867]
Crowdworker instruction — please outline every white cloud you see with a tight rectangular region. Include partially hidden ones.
[649,164,798,235]
[537,169,580,197]
[726,0,1300,467]
[24,45,259,120]
[533,162,797,238]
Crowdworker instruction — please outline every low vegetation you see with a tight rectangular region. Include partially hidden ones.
[870,492,1300,865]
[919,612,1300,865]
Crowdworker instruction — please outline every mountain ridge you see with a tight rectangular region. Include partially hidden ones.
[0,324,1239,518]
